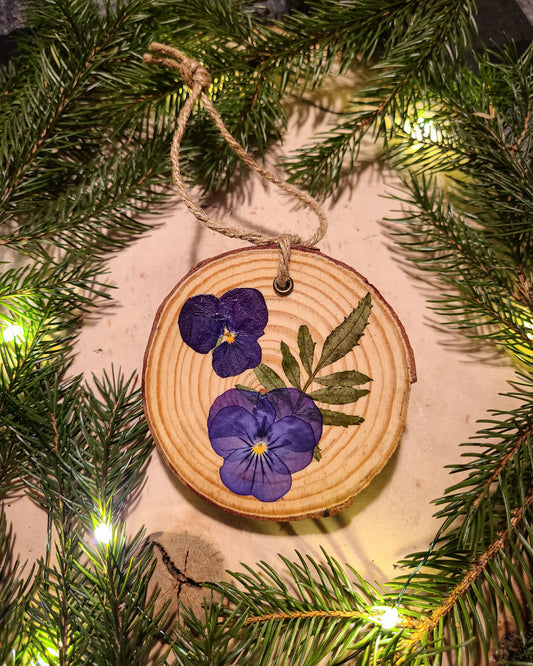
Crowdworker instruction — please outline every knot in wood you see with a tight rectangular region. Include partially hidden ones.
[180,57,211,90]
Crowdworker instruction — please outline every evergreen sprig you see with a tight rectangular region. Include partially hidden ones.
[5,369,167,663]
[172,549,402,666]
[281,0,476,194]
[386,50,533,371]
[0,512,34,664]
[77,526,171,665]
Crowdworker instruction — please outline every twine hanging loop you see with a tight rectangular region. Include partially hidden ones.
[144,42,328,294]
[177,58,211,91]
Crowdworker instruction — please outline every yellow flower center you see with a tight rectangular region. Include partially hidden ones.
[223,328,235,344]
[252,441,267,456]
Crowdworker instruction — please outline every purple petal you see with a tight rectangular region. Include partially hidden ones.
[178,294,222,354]
[208,406,258,457]
[267,417,316,473]
[207,387,322,504]
[264,388,323,444]
[208,389,260,427]
[218,288,268,337]
[212,335,262,377]
[219,448,292,502]
[252,397,276,433]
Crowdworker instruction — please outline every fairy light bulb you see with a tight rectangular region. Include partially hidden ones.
[94,521,112,544]
[369,605,401,630]
[380,607,400,630]
[2,323,25,343]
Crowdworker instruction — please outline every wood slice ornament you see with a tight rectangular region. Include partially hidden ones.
[142,44,416,522]
[144,245,416,521]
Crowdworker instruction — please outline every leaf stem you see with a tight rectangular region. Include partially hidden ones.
[302,367,318,393]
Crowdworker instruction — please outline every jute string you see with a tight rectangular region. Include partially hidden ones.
[144,42,328,293]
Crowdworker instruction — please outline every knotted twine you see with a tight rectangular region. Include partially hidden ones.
[143,42,328,295]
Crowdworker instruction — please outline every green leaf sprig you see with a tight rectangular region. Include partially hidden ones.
[254,293,372,428]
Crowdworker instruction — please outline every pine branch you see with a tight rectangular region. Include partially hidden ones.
[4,368,168,661]
[388,152,533,366]
[398,489,533,660]
[174,549,399,666]
[77,526,171,665]
[26,529,91,665]
[0,511,34,664]
[70,368,153,522]
[0,139,171,260]
[0,428,26,500]
[124,0,476,192]
[4,368,150,529]
[0,0,135,213]
[432,378,533,553]
[282,0,475,194]
[0,9,177,260]
[388,44,533,219]
[0,259,109,406]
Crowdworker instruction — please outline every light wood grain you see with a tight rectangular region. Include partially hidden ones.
[143,246,416,521]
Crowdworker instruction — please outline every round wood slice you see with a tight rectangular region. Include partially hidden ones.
[143,246,416,521]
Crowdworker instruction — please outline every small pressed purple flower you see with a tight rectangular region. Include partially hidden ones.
[178,288,268,378]
[207,388,323,502]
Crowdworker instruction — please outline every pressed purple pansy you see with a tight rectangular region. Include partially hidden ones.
[207,388,323,502]
[178,288,268,378]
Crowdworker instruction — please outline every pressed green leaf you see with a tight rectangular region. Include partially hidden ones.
[281,341,301,389]
[315,294,372,373]
[315,370,371,387]
[309,387,370,404]
[297,325,316,376]
[313,445,322,461]
[319,409,365,427]
[254,363,286,390]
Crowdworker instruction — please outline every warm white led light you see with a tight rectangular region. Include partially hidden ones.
[403,116,441,144]
[2,323,25,343]
[94,522,112,544]
[380,606,400,630]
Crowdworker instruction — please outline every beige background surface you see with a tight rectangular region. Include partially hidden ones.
[8,86,517,594]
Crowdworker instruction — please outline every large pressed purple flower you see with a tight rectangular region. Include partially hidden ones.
[178,288,268,378]
[207,388,323,502]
